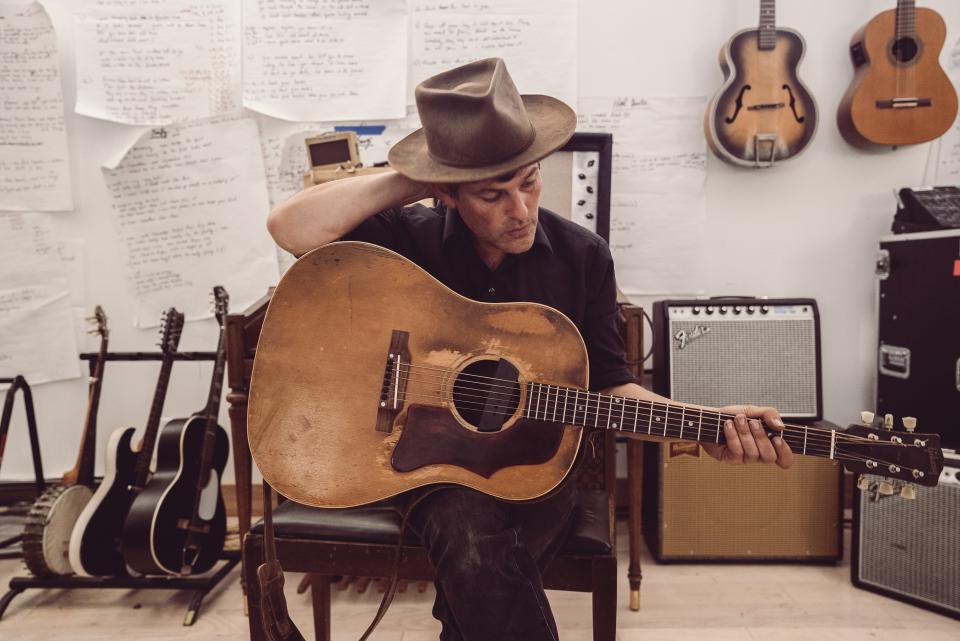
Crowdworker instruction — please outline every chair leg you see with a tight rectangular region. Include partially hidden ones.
[243,534,267,641]
[591,556,617,641]
[627,438,643,611]
[310,574,332,641]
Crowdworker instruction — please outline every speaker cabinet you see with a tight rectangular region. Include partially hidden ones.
[644,298,842,562]
[852,456,960,619]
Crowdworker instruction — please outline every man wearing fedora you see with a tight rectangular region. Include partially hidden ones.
[268,58,793,640]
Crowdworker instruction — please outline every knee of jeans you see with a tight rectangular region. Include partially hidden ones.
[435,529,519,583]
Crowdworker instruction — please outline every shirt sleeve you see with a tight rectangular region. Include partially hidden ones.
[582,240,636,392]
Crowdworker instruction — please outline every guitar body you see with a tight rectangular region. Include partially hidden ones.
[248,242,587,508]
[838,7,958,148]
[705,27,818,166]
[23,484,93,576]
[69,427,139,577]
[122,416,229,575]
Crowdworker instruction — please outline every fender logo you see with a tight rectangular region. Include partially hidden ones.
[674,325,711,350]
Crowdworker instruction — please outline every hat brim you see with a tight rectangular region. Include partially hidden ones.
[387,95,577,184]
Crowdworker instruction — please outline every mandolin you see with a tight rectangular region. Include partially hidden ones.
[837,0,958,149]
[247,242,944,509]
[122,287,230,576]
[22,307,108,577]
[705,0,818,167]
[69,308,184,577]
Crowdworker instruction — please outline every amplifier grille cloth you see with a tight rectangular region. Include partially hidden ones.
[858,478,959,614]
[670,319,817,416]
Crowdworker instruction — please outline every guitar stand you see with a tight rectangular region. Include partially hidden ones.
[0,376,46,560]
[0,350,239,627]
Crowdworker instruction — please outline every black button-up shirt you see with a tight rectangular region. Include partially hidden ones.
[343,203,634,391]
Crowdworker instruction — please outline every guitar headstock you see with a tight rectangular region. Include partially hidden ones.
[840,412,944,492]
[87,305,108,339]
[159,307,185,354]
[212,286,229,327]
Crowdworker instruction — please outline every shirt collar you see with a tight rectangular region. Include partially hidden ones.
[441,206,554,255]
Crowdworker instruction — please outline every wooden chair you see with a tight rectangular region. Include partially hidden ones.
[227,292,643,641]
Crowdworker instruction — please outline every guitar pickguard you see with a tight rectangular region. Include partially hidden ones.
[392,405,565,478]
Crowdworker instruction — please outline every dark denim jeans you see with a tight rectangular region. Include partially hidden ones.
[411,480,577,641]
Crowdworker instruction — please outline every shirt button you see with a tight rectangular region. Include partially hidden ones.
[487,287,496,296]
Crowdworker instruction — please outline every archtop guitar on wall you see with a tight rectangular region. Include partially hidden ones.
[22,307,108,577]
[122,288,230,576]
[837,0,958,149]
[69,308,184,577]
[705,0,818,167]
[247,242,943,509]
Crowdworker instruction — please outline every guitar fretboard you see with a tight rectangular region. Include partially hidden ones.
[896,0,916,40]
[758,0,777,50]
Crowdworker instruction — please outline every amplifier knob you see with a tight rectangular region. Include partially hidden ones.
[705,307,715,315]
[747,306,756,314]
[719,306,728,314]
[733,306,743,314]
[692,306,701,315]
[760,306,770,314]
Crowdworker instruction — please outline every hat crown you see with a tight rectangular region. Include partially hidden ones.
[415,58,536,168]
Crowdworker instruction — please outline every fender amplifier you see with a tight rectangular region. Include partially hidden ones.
[643,298,842,562]
[852,455,960,619]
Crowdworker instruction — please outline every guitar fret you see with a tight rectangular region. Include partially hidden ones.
[803,425,808,455]
[647,401,653,434]
[662,404,670,436]
[618,397,625,430]
[606,396,613,429]
[696,408,703,441]
[562,388,569,423]
[594,392,600,428]
[632,399,639,432]
[679,405,686,439]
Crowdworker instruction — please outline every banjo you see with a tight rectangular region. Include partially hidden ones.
[23,307,108,577]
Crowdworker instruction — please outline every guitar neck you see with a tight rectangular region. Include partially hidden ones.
[896,0,916,41]
[523,382,836,461]
[133,355,176,488]
[64,335,108,487]
[758,0,777,50]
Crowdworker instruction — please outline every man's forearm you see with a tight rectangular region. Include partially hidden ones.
[266,169,430,257]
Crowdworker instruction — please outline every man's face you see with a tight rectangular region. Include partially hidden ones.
[436,163,542,260]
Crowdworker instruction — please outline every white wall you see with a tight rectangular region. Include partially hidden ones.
[2,0,957,483]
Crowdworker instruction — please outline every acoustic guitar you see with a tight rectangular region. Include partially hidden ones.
[837,0,958,148]
[22,307,108,577]
[705,0,818,167]
[247,242,944,509]
[69,309,184,577]
[122,288,230,576]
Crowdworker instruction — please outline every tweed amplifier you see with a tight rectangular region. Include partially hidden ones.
[852,454,960,619]
[643,297,842,562]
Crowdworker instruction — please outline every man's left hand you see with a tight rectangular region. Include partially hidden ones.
[701,405,794,469]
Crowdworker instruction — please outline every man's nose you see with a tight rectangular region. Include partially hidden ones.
[505,190,529,220]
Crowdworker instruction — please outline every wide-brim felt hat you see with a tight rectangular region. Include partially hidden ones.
[388,58,577,184]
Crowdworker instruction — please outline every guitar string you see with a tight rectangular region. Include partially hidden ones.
[386,365,914,447]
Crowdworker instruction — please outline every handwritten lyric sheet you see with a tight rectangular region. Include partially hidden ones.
[0,213,80,385]
[243,0,407,121]
[102,119,278,327]
[578,96,707,295]
[409,0,577,108]
[0,2,73,211]
[75,1,241,126]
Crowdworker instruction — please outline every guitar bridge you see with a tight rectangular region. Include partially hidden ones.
[377,330,410,433]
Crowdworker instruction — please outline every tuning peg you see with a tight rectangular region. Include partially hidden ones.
[902,417,917,433]
[878,481,894,496]
[883,414,894,431]
[856,475,870,491]
[860,411,875,426]
[900,484,916,500]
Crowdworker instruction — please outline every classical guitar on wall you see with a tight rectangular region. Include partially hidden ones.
[22,307,109,577]
[705,0,818,167]
[122,287,230,577]
[838,0,958,149]
[247,242,944,510]
[69,308,184,577]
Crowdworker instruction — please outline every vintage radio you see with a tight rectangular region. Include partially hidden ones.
[643,297,842,562]
[302,131,389,188]
[852,453,960,619]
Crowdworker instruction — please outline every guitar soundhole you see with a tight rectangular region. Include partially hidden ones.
[452,359,521,432]
[891,37,919,64]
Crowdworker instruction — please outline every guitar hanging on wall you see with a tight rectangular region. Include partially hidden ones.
[22,307,109,577]
[247,242,944,510]
[69,308,184,577]
[837,0,958,149]
[705,0,818,167]
[122,287,231,576]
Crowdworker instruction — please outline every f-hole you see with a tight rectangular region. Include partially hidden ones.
[452,358,521,433]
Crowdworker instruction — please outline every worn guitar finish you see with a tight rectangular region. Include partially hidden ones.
[838,1,958,148]
[248,242,944,510]
[705,0,818,167]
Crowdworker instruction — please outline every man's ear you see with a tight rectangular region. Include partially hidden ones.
[431,183,457,209]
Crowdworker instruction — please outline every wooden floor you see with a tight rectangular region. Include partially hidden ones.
[1,522,957,641]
